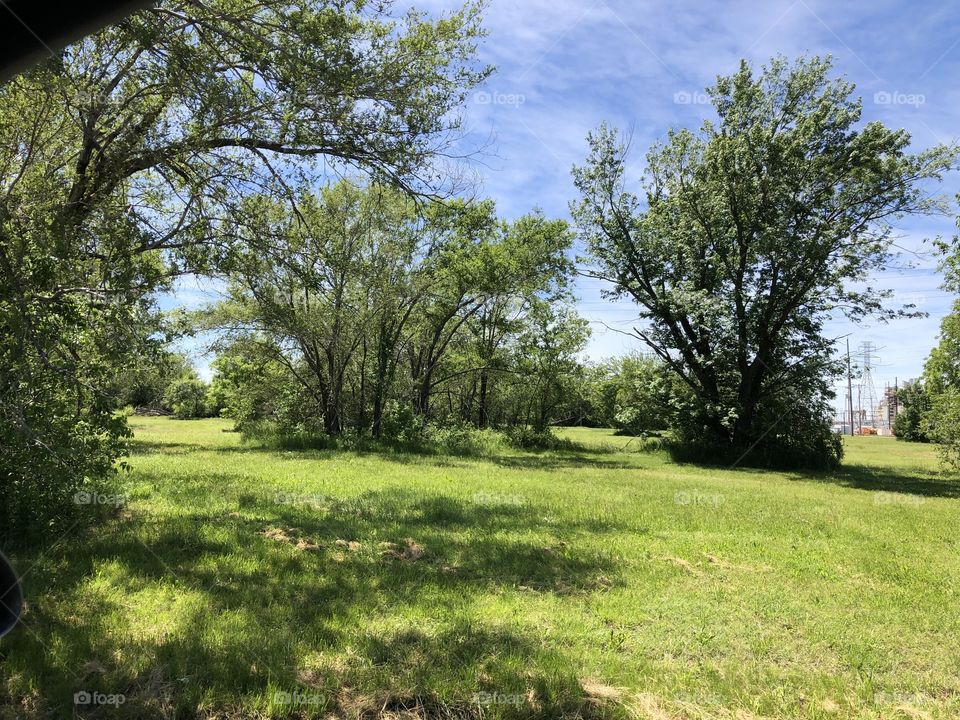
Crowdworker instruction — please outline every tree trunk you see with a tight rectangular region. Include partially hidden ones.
[414,372,432,417]
[372,394,384,438]
[477,368,489,428]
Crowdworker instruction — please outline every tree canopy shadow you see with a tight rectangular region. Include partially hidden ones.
[800,462,960,499]
[484,453,639,471]
[0,483,624,719]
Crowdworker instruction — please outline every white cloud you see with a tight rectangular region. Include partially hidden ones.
[164,0,960,405]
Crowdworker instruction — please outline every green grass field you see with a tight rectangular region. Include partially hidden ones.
[2,417,959,719]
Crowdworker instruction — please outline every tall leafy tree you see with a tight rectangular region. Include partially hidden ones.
[913,297,960,464]
[202,184,581,437]
[511,300,589,430]
[572,55,954,467]
[0,0,489,537]
[405,199,499,418]
[912,228,960,464]
[468,213,574,426]
[893,380,930,443]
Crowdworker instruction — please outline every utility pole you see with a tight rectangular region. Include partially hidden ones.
[857,385,862,435]
[846,339,855,436]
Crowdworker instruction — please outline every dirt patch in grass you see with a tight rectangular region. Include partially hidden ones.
[380,538,426,562]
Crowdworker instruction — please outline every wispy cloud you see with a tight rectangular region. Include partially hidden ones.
[451,0,960,411]
[163,0,960,409]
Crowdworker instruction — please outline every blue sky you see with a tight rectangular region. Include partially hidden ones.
[171,0,960,417]
[445,0,960,414]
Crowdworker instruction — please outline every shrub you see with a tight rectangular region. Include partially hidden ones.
[0,414,130,546]
[669,403,843,471]
[239,420,334,451]
[239,417,504,457]
[502,426,576,451]
[421,422,503,455]
[164,378,210,419]
[378,401,422,445]
[894,382,930,442]
[925,389,960,471]
[582,354,679,434]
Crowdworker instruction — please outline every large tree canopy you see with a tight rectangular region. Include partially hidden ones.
[900,235,960,464]
[0,0,489,540]
[199,182,579,439]
[572,55,955,467]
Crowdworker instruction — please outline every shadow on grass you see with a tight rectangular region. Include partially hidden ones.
[802,463,960,499]
[659,445,960,501]
[128,439,253,456]
[484,454,639,471]
[0,483,625,719]
[129,434,649,474]
[668,459,960,500]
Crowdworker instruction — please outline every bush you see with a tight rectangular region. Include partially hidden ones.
[239,420,334,450]
[667,433,842,470]
[209,344,302,427]
[669,403,843,471]
[502,426,576,451]
[894,382,931,442]
[421,422,504,455]
[164,377,210,419]
[239,417,504,457]
[925,389,960,471]
[0,414,130,546]
[378,401,422,445]
[582,354,679,433]
[113,349,193,411]
[0,292,140,543]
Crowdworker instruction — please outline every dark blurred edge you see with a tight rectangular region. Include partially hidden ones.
[0,0,155,84]
[0,551,21,638]
[0,0,156,631]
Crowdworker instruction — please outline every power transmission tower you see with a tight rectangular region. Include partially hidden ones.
[859,341,882,429]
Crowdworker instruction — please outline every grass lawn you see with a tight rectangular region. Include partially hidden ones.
[2,418,959,719]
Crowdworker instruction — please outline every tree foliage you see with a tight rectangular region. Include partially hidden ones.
[572,55,954,468]
[0,0,488,539]
[905,297,960,466]
[164,376,211,419]
[583,354,680,435]
[893,381,930,443]
[198,182,584,440]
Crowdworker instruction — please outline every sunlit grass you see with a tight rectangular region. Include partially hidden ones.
[2,418,958,719]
